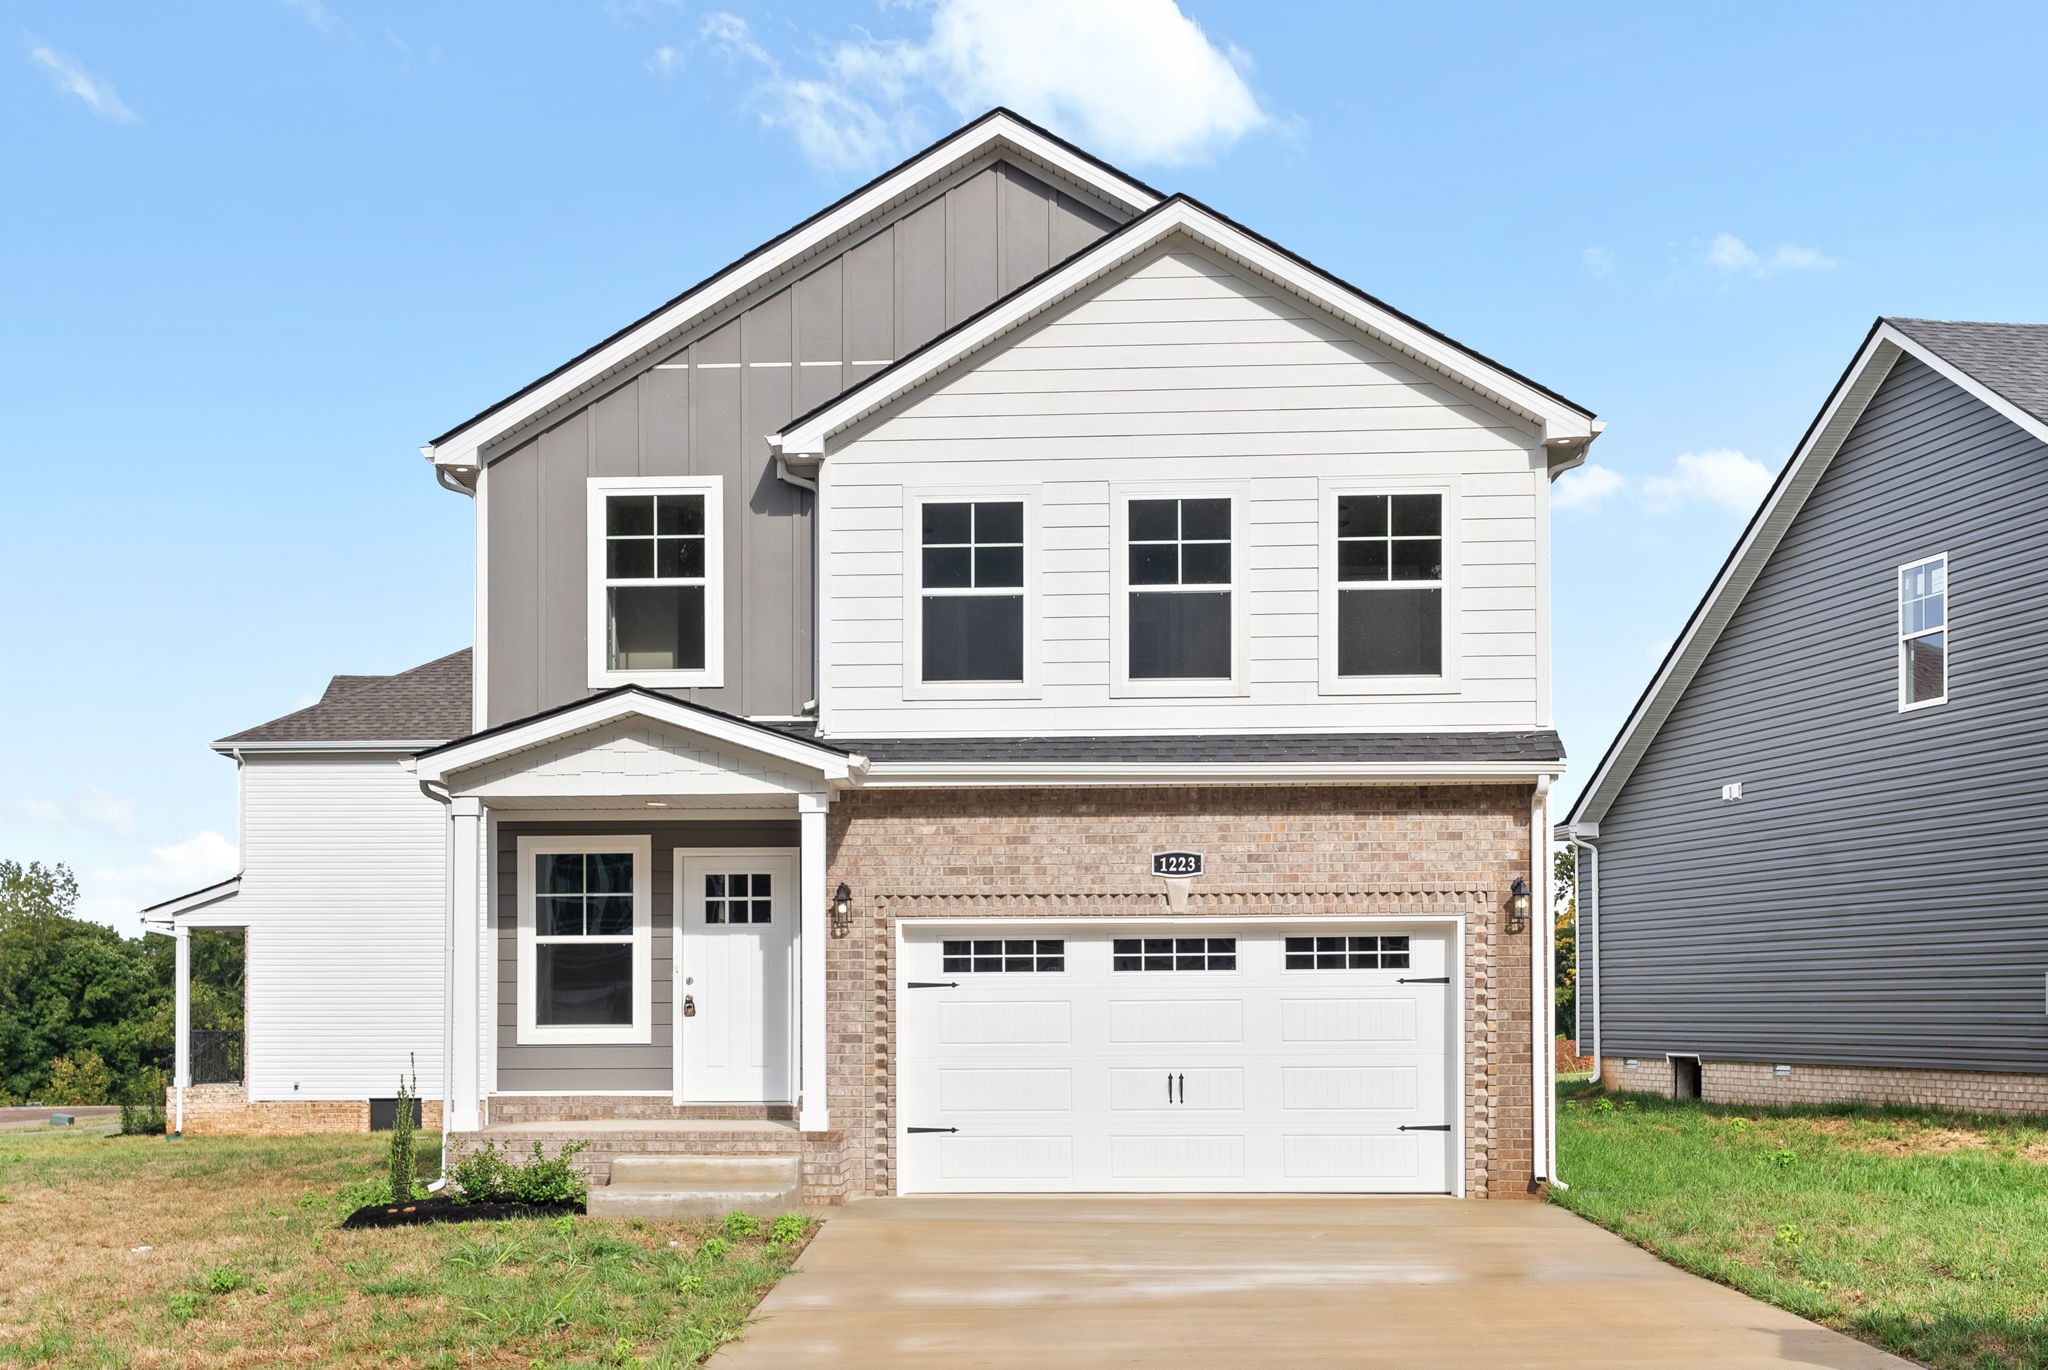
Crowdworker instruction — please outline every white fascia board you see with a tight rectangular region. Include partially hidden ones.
[775,200,1596,456]
[1569,329,1909,827]
[411,691,864,785]
[145,876,242,922]
[859,761,1561,788]
[423,114,1159,470]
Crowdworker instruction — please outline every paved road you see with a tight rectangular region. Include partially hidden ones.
[0,1106,121,1133]
[715,1195,1912,1369]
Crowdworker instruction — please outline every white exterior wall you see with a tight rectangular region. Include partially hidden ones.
[817,248,1549,737]
[236,753,448,1100]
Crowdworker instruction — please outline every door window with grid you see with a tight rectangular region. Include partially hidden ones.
[1127,497,1232,679]
[703,872,773,925]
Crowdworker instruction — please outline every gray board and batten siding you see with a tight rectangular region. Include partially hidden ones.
[483,161,1123,728]
[494,819,799,1094]
[1598,353,2048,1073]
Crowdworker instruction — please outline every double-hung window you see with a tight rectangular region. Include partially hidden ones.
[918,500,1026,684]
[1898,554,1947,709]
[517,835,653,1045]
[1320,484,1455,691]
[587,477,724,687]
[1122,495,1236,683]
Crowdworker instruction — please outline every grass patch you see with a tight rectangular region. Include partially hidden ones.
[0,1129,816,1367]
[1554,1082,2048,1370]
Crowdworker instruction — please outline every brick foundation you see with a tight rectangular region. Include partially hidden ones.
[1599,1056,2048,1116]
[823,783,1541,1199]
[170,1083,444,1136]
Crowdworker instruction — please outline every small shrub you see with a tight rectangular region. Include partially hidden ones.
[449,1142,514,1205]
[722,1211,761,1239]
[768,1213,806,1246]
[388,1056,418,1212]
[696,1235,732,1262]
[450,1139,588,1206]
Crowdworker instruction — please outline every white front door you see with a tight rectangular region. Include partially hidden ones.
[898,922,1457,1193]
[675,851,796,1103]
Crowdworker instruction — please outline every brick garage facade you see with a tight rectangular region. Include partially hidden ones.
[1600,1057,2048,1116]
[170,1083,444,1137]
[823,783,1541,1200]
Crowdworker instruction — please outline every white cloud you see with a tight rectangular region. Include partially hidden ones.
[26,40,139,124]
[5,787,138,838]
[1706,232,1835,280]
[1641,448,1773,514]
[648,44,684,78]
[699,0,1274,174]
[77,831,239,928]
[1551,462,1625,511]
[1581,245,1614,278]
[280,0,336,33]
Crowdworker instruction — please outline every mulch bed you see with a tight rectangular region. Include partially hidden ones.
[341,1197,584,1229]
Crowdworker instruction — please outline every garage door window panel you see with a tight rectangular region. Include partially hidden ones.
[1112,936,1236,971]
[943,938,1065,973]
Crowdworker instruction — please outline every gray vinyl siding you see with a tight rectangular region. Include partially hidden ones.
[1598,354,2048,1073]
[483,161,1121,727]
[494,820,797,1094]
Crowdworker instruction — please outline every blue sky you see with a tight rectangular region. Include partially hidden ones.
[6,1,2047,931]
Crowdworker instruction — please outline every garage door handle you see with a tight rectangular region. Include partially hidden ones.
[1398,1124,1451,1132]
[907,981,959,989]
[907,1126,958,1134]
[1397,976,1450,984]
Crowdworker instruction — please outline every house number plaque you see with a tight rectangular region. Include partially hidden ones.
[1151,851,1204,878]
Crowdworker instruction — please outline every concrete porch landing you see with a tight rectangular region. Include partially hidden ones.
[712,1195,1913,1369]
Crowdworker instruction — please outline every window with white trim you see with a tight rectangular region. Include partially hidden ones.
[1112,936,1236,971]
[920,501,1025,682]
[587,477,724,687]
[1899,555,1947,709]
[1335,493,1443,677]
[1284,934,1411,970]
[517,836,652,1045]
[1126,497,1233,679]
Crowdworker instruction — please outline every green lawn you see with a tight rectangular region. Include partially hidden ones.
[1553,1083,2048,1370]
[0,1127,814,1368]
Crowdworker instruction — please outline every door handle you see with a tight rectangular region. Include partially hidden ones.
[1167,1072,1173,1104]
[682,994,697,1018]
[1177,1073,1185,1105]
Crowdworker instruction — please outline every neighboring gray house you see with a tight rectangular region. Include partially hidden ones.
[1565,318,2048,1112]
[150,109,1601,1205]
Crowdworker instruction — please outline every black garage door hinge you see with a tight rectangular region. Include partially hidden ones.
[1398,1124,1452,1132]
[1397,976,1451,984]
[907,1126,959,1134]
[907,981,959,989]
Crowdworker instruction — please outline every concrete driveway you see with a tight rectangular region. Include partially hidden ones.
[716,1196,1912,1369]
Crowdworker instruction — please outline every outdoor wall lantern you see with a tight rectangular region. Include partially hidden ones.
[832,882,853,938]
[1506,877,1532,934]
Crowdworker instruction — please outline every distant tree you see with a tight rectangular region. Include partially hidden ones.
[43,1050,115,1105]
[0,860,185,1102]
[1552,847,1577,1041]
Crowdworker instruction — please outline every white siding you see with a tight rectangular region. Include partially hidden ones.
[819,248,1546,736]
[236,754,447,1100]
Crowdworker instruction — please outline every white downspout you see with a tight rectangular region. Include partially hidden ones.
[173,924,191,1137]
[417,777,454,1180]
[1531,775,1552,1185]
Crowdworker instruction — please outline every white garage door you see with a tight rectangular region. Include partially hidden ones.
[898,923,1456,1194]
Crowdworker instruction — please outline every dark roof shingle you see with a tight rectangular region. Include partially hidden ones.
[215,649,473,746]
[1885,318,2048,428]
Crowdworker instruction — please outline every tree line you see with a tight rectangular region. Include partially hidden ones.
[0,860,242,1106]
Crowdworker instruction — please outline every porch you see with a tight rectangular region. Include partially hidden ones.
[409,689,865,1207]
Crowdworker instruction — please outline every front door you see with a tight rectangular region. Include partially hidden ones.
[675,851,796,1103]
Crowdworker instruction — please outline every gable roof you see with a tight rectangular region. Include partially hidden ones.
[214,649,473,750]
[422,109,1162,475]
[1567,317,2048,829]
[772,194,1598,458]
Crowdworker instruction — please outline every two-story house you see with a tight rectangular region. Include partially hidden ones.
[150,110,1597,1204]
[1565,319,2048,1114]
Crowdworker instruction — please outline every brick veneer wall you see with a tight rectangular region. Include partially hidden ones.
[170,1083,444,1136]
[823,783,1539,1199]
[1600,1056,2048,1116]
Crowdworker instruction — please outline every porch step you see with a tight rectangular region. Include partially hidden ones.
[488,1096,793,1125]
[450,1119,802,1187]
[587,1154,802,1221]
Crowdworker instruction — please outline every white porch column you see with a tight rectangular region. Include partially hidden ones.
[172,925,191,1136]
[446,796,484,1132]
[798,792,830,1133]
